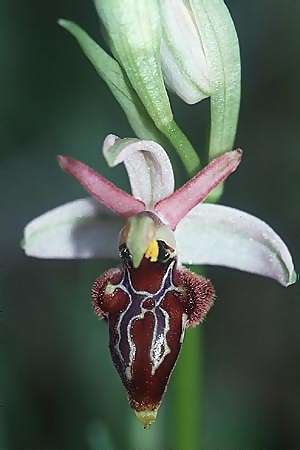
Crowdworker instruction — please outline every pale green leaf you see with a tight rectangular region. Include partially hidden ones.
[58,19,165,145]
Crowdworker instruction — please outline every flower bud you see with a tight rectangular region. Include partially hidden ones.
[160,0,241,158]
[159,0,211,104]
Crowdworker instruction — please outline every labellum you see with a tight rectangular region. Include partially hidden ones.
[92,212,215,428]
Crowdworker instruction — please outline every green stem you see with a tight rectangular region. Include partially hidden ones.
[159,110,203,450]
[161,120,201,175]
[170,129,202,448]
[173,328,202,450]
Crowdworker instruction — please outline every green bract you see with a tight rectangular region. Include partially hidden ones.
[58,20,165,146]
[189,0,241,158]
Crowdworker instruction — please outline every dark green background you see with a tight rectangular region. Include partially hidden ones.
[1,1,299,449]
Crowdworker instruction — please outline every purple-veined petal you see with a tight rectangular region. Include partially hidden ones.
[22,198,122,259]
[103,134,175,207]
[155,149,242,229]
[175,203,296,287]
[58,155,145,218]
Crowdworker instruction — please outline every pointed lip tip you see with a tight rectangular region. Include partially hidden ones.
[134,407,159,429]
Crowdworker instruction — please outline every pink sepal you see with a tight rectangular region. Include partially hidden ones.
[58,155,145,218]
[155,149,242,229]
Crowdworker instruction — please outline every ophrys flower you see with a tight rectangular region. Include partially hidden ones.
[23,136,296,427]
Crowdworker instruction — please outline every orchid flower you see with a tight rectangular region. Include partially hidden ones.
[23,136,296,428]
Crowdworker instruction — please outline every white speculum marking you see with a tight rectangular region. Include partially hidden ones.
[113,261,180,379]
[180,313,188,344]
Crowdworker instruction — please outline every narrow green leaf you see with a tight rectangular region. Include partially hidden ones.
[58,19,165,146]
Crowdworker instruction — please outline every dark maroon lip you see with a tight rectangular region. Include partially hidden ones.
[92,257,215,426]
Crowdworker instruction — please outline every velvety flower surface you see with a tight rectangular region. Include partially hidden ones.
[22,136,296,427]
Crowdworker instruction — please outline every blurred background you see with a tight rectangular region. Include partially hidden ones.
[1,1,300,449]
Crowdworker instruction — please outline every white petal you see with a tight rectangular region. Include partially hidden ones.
[22,198,122,259]
[103,134,175,207]
[176,204,296,287]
